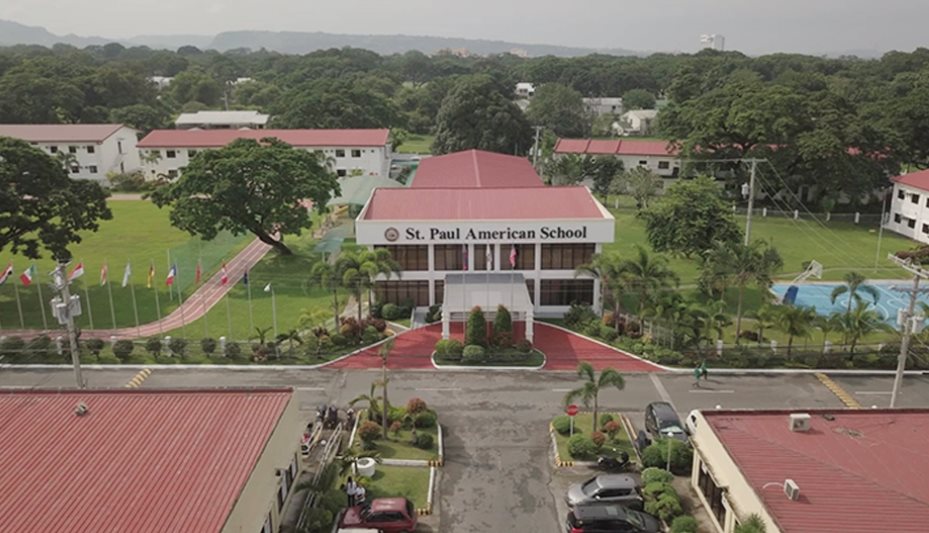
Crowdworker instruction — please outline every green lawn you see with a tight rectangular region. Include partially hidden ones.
[396,134,433,154]
[354,423,440,461]
[349,465,430,510]
[554,413,635,461]
[0,201,251,331]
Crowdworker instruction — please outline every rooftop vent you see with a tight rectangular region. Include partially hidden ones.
[789,413,811,432]
[784,479,800,501]
[74,402,88,416]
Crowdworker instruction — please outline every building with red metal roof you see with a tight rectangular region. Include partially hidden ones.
[356,149,614,336]
[553,138,682,184]
[137,128,391,180]
[688,408,929,533]
[885,169,929,244]
[0,388,305,533]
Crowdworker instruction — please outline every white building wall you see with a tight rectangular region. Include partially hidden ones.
[34,126,140,182]
[885,183,929,244]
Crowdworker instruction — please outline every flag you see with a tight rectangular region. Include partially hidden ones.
[509,245,518,269]
[147,263,155,289]
[220,263,229,285]
[0,262,14,285]
[195,260,202,284]
[264,282,272,293]
[166,264,177,286]
[68,262,84,281]
[20,264,36,287]
[242,270,249,286]
[121,261,132,287]
[100,263,109,286]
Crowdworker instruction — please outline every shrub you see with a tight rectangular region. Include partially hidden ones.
[603,420,622,440]
[582,321,602,338]
[26,335,53,360]
[340,317,362,339]
[670,516,699,533]
[515,339,532,353]
[647,493,683,522]
[435,339,464,360]
[0,336,25,358]
[552,415,572,435]
[370,302,384,319]
[414,410,437,428]
[97,353,120,365]
[599,413,615,428]
[224,342,243,359]
[168,337,187,357]
[591,431,606,448]
[401,413,415,430]
[641,467,674,485]
[112,339,135,360]
[462,344,486,364]
[406,397,428,414]
[413,433,434,450]
[387,406,407,423]
[493,330,513,349]
[200,337,217,355]
[381,303,401,320]
[643,481,674,500]
[642,439,693,474]
[564,303,598,328]
[361,326,381,345]
[318,336,334,353]
[465,306,487,346]
[144,337,162,356]
[599,324,619,342]
[358,420,382,443]
[602,311,616,327]
[368,318,387,332]
[425,304,442,323]
[494,304,513,334]
[331,333,348,347]
[389,420,402,436]
[86,338,105,356]
[734,514,768,533]
[567,434,598,459]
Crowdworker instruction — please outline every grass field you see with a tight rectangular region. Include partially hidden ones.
[0,201,251,331]
[347,465,430,510]
[396,134,434,154]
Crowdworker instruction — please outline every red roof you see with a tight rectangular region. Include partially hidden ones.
[0,124,126,143]
[362,186,607,220]
[137,128,390,148]
[892,169,929,192]
[554,138,679,157]
[0,388,293,532]
[412,149,542,188]
[704,409,929,533]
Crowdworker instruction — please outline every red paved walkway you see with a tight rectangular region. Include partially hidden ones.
[326,322,663,373]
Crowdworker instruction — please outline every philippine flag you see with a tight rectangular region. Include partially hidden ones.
[0,263,14,285]
[220,263,229,285]
[166,264,177,286]
[68,262,85,281]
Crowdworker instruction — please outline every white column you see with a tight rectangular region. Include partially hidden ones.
[526,307,534,343]
[427,245,436,306]
[467,244,475,271]
[442,309,450,339]
[534,243,542,312]
[494,243,502,271]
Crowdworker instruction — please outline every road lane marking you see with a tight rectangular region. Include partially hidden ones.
[815,373,861,409]
[416,387,461,391]
[551,388,573,392]
[688,390,735,394]
[124,368,152,388]
[649,374,677,411]
[855,391,892,395]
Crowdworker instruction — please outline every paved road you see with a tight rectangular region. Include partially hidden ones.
[4,367,916,532]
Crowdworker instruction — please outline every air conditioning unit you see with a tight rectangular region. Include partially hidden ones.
[789,413,811,432]
[784,479,800,501]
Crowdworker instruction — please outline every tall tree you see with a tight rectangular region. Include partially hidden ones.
[838,302,890,354]
[432,75,533,155]
[149,137,339,256]
[622,89,656,110]
[622,245,679,317]
[309,260,343,329]
[526,83,591,138]
[830,271,880,317]
[576,252,629,328]
[0,137,111,260]
[272,78,398,129]
[563,362,625,429]
[641,176,742,257]
[775,305,816,357]
[335,248,401,323]
[611,167,662,209]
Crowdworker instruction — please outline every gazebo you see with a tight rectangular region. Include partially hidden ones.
[441,272,534,342]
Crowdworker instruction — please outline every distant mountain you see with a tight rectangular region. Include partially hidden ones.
[0,18,638,57]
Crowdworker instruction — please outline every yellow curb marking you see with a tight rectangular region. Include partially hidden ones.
[815,373,861,409]
[125,368,153,389]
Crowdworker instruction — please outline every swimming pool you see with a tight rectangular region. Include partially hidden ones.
[770,282,929,326]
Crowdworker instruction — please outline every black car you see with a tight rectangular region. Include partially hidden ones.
[565,503,661,533]
[644,401,688,442]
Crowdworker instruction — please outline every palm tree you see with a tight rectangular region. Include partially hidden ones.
[350,381,383,422]
[678,302,712,355]
[275,329,303,355]
[309,260,343,328]
[702,240,783,344]
[564,362,625,427]
[734,514,767,533]
[622,245,679,318]
[703,300,731,342]
[576,252,628,329]
[815,313,841,354]
[839,301,891,354]
[336,248,402,323]
[378,338,395,439]
[831,271,879,344]
[775,306,816,357]
[753,304,778,344]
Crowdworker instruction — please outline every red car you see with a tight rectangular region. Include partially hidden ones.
[338,497,418,532]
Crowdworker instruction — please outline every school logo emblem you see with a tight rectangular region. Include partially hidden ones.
[384,227,400,242]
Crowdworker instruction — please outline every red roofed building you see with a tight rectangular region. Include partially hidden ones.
[553,138,682,192]
[136,128,391,180]
[0,388,305,533]
[356,150,614,337]
[886,169,929,244]
[689,408,929,533]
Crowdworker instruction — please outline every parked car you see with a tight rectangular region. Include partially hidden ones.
[565,503,661,533]
[338,497,418,533]
[644,401,688,442]
[566,474,643,509]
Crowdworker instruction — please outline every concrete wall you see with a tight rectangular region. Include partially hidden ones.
[33,126,140,182]
[689,411,781,533]
[885,183,929,244]
[222,394,305,533]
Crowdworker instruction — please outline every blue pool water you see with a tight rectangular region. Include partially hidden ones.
[770,282,929,326]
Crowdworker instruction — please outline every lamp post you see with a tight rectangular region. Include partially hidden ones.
[50,264,84,388]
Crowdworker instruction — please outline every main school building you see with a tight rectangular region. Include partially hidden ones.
[355,150,615,338]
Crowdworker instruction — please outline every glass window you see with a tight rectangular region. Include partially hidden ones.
[638,160,647,166]
[697,461,728,526]
[658,161,670,170]
[335,149,346,157]
[499,244,535,271]
[70,166,79,174]
[898,189,905,199]
[166,150,176,158]
[435,245,465,271]
[539,279,594,306]
[188,150,198,158]
[374,245,427,271]
[88,145,95,154]
[49,145,58,153]
[68,146,77,154]
[912,194,920,204]
[337,169,347,177]
[375,281,430,307]
[434,280,444,305]
[895,213,902,223]
[88,166,98,174]
[922,224,928,234]
[351,149,362,157]
[167,169,179,179]
[474,244,495,271]
[908,218,916,228]
[540,244,595,270]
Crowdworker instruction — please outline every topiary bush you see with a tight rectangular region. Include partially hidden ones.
[494,304,513,336]
[168,337,187,357]
[646,493,683,523]
[643,481,674,500]
[358,420,382,444]
[434,339,464,360]
[381,303,401,320]
[387,406,407,423]
[97,353,120,365]
[330,333,348,347]
[225,342,244,360]
[144,337,162,356]
[641,467,674,485]
[591,431,606,448]
[406,397,427,414]
[603,420,621,440]
[425,304,442,323]
[465,306,487,346]
[599,324,619,342]
[553,415,572,435]
[390,420,402,436]
[462,344,486,364]
[567,434,598,459]
[564,303,598,328]
[361,326,381,345]
[112,339,135,360]
[670,516,699,533]
[86,338,105,356]
[0,336,26,360]
[26,335,53,361]
[599,413,615,428]
[413,433,434,450]
[200,337,217,355]
[414,410,437,428]
[515,339,532,353]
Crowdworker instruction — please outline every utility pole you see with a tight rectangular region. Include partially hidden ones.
[51,264,85,389]
[888,255,929,407]
[531,126,542,170]
[743,159,758,246]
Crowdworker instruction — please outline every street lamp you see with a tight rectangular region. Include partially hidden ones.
[49,264,85,388]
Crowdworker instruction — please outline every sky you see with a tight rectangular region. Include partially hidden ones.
[2,0,928,55]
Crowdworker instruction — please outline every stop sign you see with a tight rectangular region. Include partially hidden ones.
[566,404,579,416]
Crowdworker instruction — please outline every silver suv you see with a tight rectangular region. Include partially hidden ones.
[566,474,643,509]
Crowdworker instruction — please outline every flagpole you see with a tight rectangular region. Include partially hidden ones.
[271,286,278,339]
[246,273,254,334]
[166,250,173,302]
[130,281,141,337]
[199,255,208,339]
[225,292,233,341]
[83,281,95,330]
[12,282,25,329]
[35,278,49,331]
[154,283,163,336]
[105,261,117,330]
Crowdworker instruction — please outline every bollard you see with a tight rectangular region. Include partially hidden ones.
[110,335,118,346]
[219,336,227,353]
[770,339,778,354]
[162,336,171,353]
[824,340,832,354]
[854,212,860,224]
[716,339,723,357]
[55,336,63,355]
[762,207,767,217]
[825,212,831,222]
[793,210,799,220]
[614,199,619,209]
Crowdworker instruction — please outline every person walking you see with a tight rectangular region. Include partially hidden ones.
[345,476,358,507]
[692,363,702,388]
[699,360,709,382]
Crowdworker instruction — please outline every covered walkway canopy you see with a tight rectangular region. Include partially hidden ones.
[442,272,534,342]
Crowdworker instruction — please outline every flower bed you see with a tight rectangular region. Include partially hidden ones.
[551,412,635,462]
[351,403,440,462]
[433,348,545,367]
